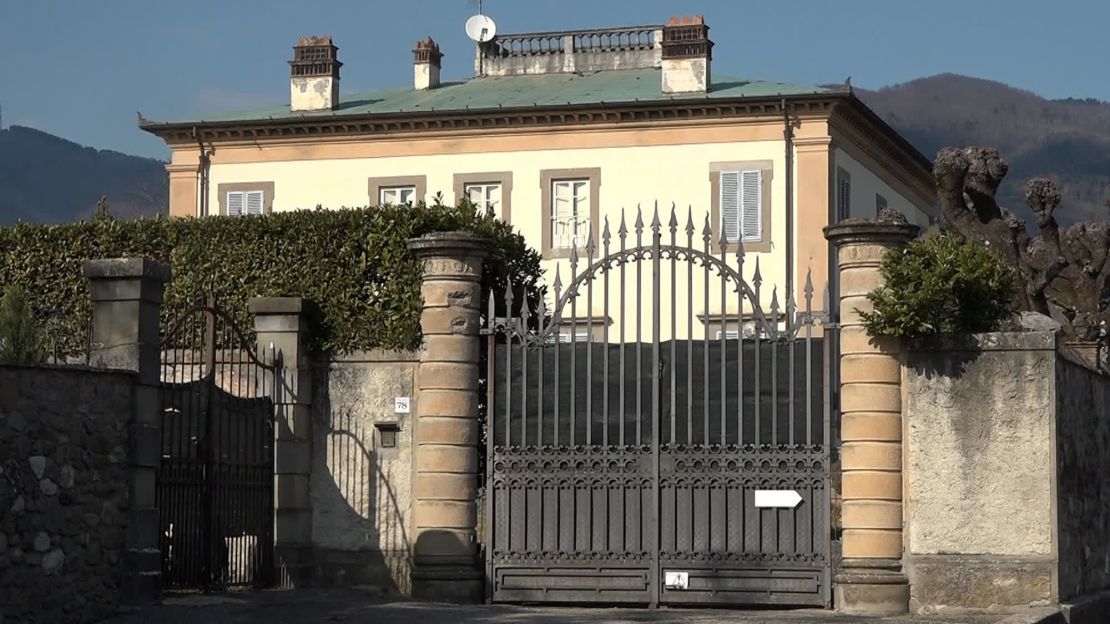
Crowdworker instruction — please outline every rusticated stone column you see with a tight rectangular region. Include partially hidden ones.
[249,297,313,587]
[406,232,489,603]
[824,217,919,615]
[85,257,171,605]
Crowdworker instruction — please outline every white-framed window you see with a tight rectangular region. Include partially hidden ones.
[556,329,592,344]
[719,170,762,243]
[226,190,264,216]
[837,169,852,220]
[465,182,502,216]
[380,186,416,206]
[551,179,591,250]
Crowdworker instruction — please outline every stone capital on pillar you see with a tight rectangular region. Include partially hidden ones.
[824,216,919,616]
[407,231,491,283]
[84,257,170,606]
[406,231,490,603]
[84,258,171,382]
[823,219,920,251]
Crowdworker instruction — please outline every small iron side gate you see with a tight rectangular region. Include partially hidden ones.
[484,205,833,607]
[157,299,278,590]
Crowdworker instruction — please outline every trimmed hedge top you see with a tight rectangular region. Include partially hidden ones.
[0,201,543,354]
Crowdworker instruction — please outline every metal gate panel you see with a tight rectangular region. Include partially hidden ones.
[157,300,277,591]
[484,205,832,607]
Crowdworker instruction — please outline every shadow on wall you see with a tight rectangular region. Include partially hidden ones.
[311,368,412,594]
[904,334,983,379]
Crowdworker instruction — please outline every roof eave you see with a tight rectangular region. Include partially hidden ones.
[139,90,848,141]
[841,92,934,172]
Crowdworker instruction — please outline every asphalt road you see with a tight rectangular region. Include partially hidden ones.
[99,588,1021,624]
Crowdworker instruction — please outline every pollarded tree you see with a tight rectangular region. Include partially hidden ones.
[933,146,1110,344]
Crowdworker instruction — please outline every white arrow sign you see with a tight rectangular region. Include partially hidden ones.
[754,490,803,509]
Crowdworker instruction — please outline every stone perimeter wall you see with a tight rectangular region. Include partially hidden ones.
[903,330,1110,613]
[0,365,135,624]
[309,350,419,594]
[1055,353,1110,601]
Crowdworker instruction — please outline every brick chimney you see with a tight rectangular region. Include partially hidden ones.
[413,37,443,90]
[289,35,341,112]
[661,16,713,94]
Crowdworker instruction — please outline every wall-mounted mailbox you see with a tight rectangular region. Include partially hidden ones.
[375,421,401,449]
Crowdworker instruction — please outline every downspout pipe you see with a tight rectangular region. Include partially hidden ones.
[193,126,210,217]
[783,98,794,331]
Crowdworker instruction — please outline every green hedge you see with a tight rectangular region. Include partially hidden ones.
[0,201,543,354]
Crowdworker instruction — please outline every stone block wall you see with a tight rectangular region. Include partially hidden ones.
[903,331,1110,613]
[1055,352,1110,600]
[0,365,134,624]
[309,350,419,593]
[903,332,1060,613]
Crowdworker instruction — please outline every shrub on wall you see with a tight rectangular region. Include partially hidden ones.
[0,199,543,354]
[860,231,1017,338]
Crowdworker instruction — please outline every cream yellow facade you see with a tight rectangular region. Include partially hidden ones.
[157,112,934,341]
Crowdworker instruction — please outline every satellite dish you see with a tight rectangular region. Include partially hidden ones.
[465,14,497,43]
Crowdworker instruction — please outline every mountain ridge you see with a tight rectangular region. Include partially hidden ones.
[0,125,168,225]
[855,73,1110,225]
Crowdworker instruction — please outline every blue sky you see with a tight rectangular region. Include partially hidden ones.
[1,0,1108,160]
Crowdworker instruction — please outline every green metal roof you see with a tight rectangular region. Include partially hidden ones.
[172,68,828,124]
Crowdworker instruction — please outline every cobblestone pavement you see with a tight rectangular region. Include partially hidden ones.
[99,588,1020,624]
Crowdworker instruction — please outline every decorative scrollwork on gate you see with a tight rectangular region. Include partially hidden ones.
[482,203,835,607]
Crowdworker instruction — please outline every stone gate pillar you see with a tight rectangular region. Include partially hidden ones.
[84,257,171,605]
[406,232,490,603]
[249,297,313,587]
[823,216,919,615]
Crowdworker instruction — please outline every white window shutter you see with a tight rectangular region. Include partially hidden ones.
[245,191,264,215]
[720,171,741,243]
[741,170,762,241]
[226,191,244,216]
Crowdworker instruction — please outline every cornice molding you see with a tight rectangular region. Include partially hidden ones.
[829,99,935,206]
[142,94,846,146]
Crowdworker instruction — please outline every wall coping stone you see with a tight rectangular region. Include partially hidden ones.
[83,257,171,282]
[249,296,305,315]
[407,231,491,259]
[0,362,137,377]
[824,220,920,247]
[316,349,421,365]
[907,331,1056,353]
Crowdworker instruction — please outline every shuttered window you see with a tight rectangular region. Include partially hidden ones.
[720,170,762,243]
[226,190,264,216]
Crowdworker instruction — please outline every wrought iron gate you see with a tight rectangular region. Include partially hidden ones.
[483,205,833,606]
[157,299,277,590]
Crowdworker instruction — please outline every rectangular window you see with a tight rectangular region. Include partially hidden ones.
[551,179,591,250]
[837,169,852,220]
[225,190,264,216]
[875,194,888,218]
[719,170,763,243]
[465,182,502,216]
[380,186,416,206]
